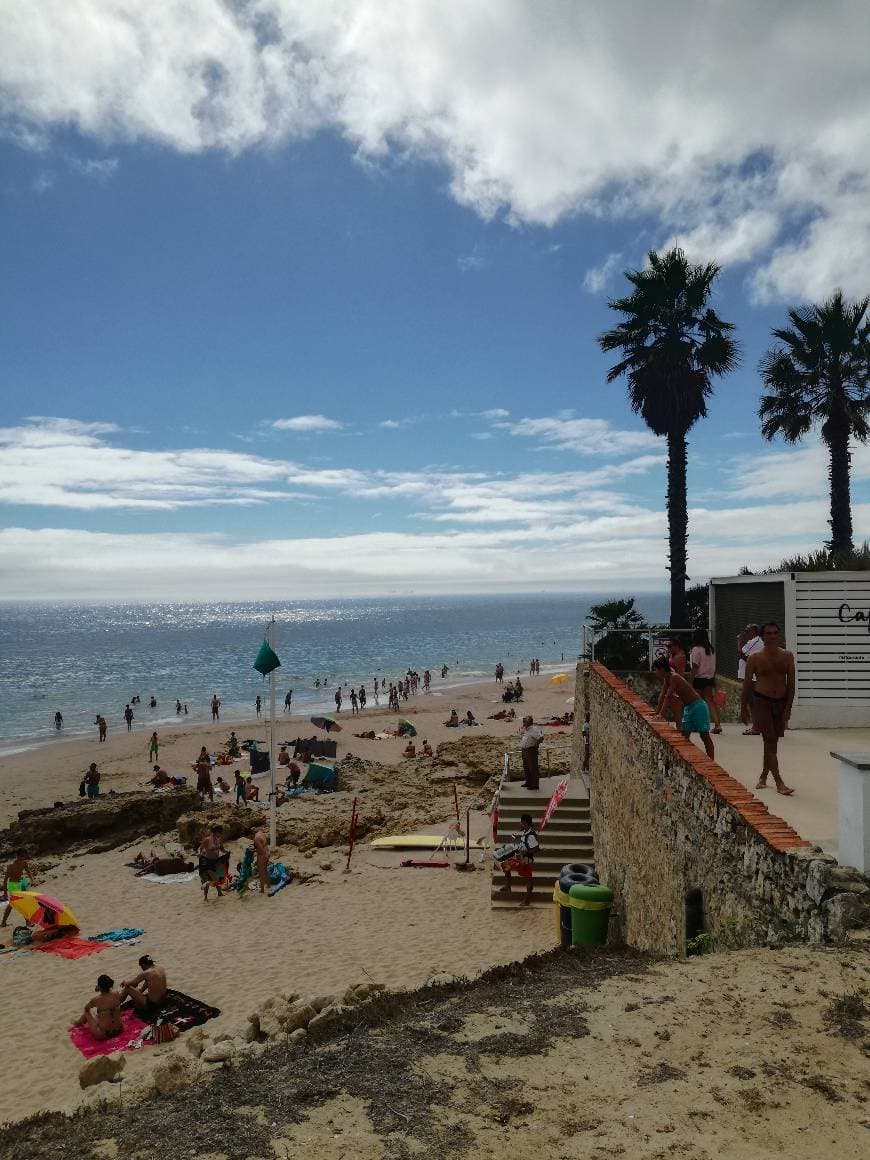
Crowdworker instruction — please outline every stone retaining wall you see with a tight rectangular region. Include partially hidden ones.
[586,662,869,954]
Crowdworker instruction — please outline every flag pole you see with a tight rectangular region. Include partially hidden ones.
[268,616,277,848]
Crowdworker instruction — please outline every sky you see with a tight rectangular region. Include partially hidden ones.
[1,1,869,600]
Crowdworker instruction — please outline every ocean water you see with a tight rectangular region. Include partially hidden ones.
[0,593,668,753]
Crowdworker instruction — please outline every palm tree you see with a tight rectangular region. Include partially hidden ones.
[598,248,738,627]
[759,291,870,558]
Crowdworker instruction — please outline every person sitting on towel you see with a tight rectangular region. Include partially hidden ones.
[121,954,168,1014]
[464,710,477,726]
[147,765,172,789]
[403,740,417,758]
[445,709,459,727]
[421,739,433,756]
[76,974,123,1041]
[278,744,291,767]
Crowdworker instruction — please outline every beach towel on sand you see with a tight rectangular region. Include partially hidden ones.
[89,928,144,943]
[70,1009,150,1058]
[138,870,198,885]
[129,989,221,1029]
[36,936,109,959]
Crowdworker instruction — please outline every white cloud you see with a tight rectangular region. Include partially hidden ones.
[69,155,118,180]
[379,419,402,429]
[2,3,869,298]
[724,436,870,501]
[272,415,343,432]
[582,252,622,294]
[494,413,660,456]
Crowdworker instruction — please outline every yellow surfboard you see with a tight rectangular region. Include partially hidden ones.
[370,834,486,850]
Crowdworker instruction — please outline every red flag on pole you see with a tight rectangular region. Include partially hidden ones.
[539,777,568,830]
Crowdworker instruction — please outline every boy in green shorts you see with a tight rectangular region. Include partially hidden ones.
[652,658,714,759]
[2,849,35,927]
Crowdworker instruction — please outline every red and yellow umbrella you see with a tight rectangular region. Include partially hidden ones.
[8,890,79,929]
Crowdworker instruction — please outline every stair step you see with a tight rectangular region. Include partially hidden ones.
[497,806,590,818]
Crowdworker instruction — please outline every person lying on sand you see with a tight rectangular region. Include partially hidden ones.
[487,708,516,721]
[353,730,376,739]
[134,855,194,877]
[121,954,167,1013]
[76,974,123,1041]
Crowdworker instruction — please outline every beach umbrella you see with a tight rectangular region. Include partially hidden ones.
[311,714,342,733]
[397,718,417,737]
[549,673,570,684]
[9,890,79,929]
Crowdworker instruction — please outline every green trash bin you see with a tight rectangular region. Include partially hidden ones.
[568,882,613,946]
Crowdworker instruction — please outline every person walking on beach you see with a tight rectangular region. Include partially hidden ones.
[519,716,544,790]
[690,629,721,735]
[334,687,342,713]
[349,688,359,715]
[358,685,366,709]
[148,731,159,762]
[2,850,35,926]
[82,763,101,798]
[124,703,134,732]
[284,690,293,712]
[255,694,262,719]
[211,694,220,721]
[741,622,795,795]
[95,714,107,742]
[252,825,270,896]
[652,659,714,759]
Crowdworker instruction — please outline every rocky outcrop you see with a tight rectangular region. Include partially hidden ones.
[435,731,571,783]
[175,804,266,848]
[0,788,200,857]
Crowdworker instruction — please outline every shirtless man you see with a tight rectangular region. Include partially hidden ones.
[2,849,34,926]
[652,658,714,759]
[120,954,168,1014]
[741,621,795,795]
[252,825,270,896]
[77,974,123,1041]
[199,825,228,899]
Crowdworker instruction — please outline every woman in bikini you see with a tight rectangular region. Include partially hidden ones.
[78,974,123,1041]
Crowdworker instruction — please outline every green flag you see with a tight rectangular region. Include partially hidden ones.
[253,638,281,677]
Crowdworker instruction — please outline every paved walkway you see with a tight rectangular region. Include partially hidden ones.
[706,722,870,859]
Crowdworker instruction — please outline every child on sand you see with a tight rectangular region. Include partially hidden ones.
[148,732,159,761]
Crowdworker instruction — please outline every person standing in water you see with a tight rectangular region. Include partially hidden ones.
[54,711,63,730]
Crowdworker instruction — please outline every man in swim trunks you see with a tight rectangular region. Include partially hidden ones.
[652,658,714,758]
[77,974,124,1041]
[198,826,228,899]
[741,621,795,795]
[2,849,34,926]
[121,954,168,1013]
[252,825,270,896]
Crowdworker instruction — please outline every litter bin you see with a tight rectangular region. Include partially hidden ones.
[568,882,613,946]
[553,880,573,947]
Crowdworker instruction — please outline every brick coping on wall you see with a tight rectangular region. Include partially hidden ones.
[591,662,812,855]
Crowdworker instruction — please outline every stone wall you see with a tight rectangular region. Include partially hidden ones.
[585,662,869,954]
[609,671,743,723]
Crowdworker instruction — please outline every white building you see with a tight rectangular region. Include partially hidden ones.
[710,571,870,728]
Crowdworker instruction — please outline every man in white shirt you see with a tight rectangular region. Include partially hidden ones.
[520,716,544,789]
[738,624,764,733]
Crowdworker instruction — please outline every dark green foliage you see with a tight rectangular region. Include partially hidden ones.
[587,597,649,669]
[684,583,709,630]
[740,541,870,576]
[598,248,738,627]
[759,291,870,555]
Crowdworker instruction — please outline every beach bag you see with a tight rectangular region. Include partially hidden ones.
[713,687,727,709]
[151,1021,179,1044]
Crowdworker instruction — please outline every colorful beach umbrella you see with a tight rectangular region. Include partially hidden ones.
[549,673,570,684]
[397,718,417,737]
[310,714,342,733]
[9,890,79,930]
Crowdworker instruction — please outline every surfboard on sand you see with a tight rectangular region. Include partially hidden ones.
[370,834,486,850]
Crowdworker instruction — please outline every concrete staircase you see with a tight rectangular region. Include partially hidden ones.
[491,775,593,907]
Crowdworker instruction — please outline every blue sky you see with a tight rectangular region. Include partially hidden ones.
[0,2,868,598]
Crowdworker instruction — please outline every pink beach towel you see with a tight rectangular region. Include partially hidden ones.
[36,936,109,959]
[69,1008,151,1058]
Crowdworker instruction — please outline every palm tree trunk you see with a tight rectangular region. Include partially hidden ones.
[825,421,854,556]
[667,430,689,628]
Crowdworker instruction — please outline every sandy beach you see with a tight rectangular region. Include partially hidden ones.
[0,670,575,1125]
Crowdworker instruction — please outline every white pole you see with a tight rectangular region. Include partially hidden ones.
[268,616,277,848]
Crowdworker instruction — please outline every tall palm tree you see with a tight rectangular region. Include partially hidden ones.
[759,291,870,558]
[598,248,738,628]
